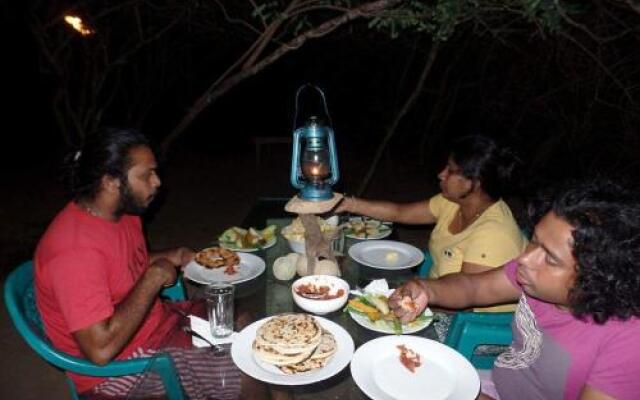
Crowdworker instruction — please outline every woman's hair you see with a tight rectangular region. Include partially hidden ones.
[529,178,640,324]
[62,127,151,200]
[449,135,521,200]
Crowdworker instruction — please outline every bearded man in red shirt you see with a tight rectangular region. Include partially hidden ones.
[35,128,264,399]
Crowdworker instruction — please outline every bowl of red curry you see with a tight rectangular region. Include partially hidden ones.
[292,275,350,315]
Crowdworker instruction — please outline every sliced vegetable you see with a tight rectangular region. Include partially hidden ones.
[366,294,390,315]
[218,225,278,249]
[346,294,432,333]
[261,225,277,240]
[347,298,378,314]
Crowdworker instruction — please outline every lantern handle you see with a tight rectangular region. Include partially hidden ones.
[293,84,333,131]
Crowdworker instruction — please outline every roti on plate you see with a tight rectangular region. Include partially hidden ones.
[252,313,337,375]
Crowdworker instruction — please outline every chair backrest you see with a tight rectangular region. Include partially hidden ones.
[160,276,187,302]
[4,260,185,399]
[4,261,60,364]
[445,311,514,369]
[417,247,517,368]
[417,250,434,277]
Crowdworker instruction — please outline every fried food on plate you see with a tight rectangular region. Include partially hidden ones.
[195,246,240,269]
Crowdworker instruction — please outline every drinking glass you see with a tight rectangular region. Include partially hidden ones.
[204,283,234,338]
[331,227,346,257]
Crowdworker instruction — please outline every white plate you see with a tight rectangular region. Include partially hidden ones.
[345,217,393,240]
[351,335,479,400]
[183,253,265,284]
[219,236,277,252]
[231,315,355,385]
[348,307,434,334]
[348,240,424,270]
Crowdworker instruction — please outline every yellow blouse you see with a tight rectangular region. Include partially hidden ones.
[427,194,527,312]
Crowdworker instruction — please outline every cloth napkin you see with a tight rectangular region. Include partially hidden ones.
[188,315,238,348]
[349,279,395,298]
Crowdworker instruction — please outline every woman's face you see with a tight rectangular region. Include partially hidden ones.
[437,157,475,202]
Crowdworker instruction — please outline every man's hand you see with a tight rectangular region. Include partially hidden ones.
[150,247,195,269]
[148,258,178,287]
[74,257,178,365]
[389,280,429,323]
[334,196,356,214]
[166,246,195,267]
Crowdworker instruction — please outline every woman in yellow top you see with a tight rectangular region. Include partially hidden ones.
[336,135,527,311]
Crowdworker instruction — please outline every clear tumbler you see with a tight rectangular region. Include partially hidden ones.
[204,283,234,338]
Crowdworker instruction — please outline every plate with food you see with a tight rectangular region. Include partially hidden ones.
[231,313,355,385]
[218,225,277,252]
[184,247,265,284]
[351,335,480,400]
[344,217,393,240]
[345,292,433,334]
[348,240,424,270]
[281,216,339,242]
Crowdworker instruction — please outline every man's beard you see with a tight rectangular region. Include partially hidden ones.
[116,182,151,216]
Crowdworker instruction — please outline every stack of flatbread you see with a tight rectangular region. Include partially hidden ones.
[252,313,337,375]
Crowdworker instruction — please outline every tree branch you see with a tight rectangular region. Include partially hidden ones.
[161,0,403,153]
[559,31,636,105]
[215,0,262,35]
[622,0,640,15]
[357,41,440,196]
[243,0,302,69]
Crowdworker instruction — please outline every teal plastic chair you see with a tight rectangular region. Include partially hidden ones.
[417,250,513,369]
[444,311,513,369]
[4,260,186,400]
[417,249,434,277]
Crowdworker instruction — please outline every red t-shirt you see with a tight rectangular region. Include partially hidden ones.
[35,202,180,393]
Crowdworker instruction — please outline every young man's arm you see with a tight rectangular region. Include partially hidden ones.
[149,247,195,267]
[390,266,521,321]
[72,259,176,365]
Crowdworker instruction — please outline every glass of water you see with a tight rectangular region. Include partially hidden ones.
[204,283,234,338]
[331,227,346,257]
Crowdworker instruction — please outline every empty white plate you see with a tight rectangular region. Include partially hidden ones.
[348,240,424,270]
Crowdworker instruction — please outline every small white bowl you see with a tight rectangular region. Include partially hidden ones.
[292,275,350,315]
[282,216,340,254]
[286,237,307,254]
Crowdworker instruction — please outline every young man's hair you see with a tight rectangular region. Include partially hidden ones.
[450,135,521,200]
[63,128,151,200]
[529,178,640,323]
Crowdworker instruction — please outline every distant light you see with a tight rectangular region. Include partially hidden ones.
[64,15,95,36]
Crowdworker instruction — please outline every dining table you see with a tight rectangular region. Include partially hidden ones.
[127,198,452,400]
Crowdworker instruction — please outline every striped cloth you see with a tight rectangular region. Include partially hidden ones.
[91,346,241,399]
[89,302,241,399]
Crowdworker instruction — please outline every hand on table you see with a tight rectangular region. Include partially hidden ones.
[167,247,196,269]
[389,280,429,323]
[333,196,356,214]
[148,258,179,288]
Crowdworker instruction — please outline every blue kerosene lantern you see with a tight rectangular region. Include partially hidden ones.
[290,86,340,201]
